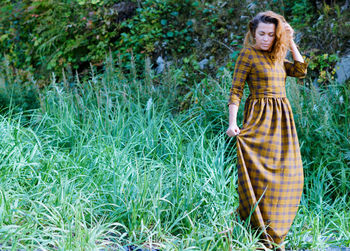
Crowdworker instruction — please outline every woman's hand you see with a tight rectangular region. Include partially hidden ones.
[284,22,294,44]
[226,124,240,137]
[227,104,240,137]
[284,22,304,63]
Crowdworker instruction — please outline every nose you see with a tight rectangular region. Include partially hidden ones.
[263,35,268,41]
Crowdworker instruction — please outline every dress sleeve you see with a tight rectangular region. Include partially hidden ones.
[284,60,308,78]
[228,48,252,106]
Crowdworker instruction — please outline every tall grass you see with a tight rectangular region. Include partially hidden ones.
[288,79,350,198]
[0,60,349,250]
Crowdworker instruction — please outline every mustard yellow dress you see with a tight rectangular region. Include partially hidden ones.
[228,46,307,245]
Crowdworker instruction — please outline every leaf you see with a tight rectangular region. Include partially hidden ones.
[344,150,350,161]
[192,2,199,7]
[0,34,9,42]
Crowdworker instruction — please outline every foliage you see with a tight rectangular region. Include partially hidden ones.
[120,0,193,56]
[0,0,133,81]
[0,0,248,83]
[284,0,315,29]
[285,0,350,54]
[307,52,339,84]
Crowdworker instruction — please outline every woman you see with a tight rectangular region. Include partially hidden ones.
[226,11,307,249]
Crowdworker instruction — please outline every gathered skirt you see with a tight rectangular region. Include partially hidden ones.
[235,94,304,244]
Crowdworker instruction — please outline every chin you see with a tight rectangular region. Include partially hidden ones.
[261,45,272,51]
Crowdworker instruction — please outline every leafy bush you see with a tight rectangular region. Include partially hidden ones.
[0,0,139,81]
[285,0,350,55]
[307,52,339,85]
[0,0,248,81]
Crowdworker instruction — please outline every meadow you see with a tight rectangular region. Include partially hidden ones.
[0,61,349,250]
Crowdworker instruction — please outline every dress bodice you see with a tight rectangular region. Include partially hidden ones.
[228,46,308,105]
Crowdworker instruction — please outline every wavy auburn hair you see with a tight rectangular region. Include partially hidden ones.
[244,11,291,64]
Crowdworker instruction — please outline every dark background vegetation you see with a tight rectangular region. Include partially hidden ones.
[1,0,349,90]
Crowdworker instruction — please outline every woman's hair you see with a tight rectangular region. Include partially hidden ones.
[244,11,290,64]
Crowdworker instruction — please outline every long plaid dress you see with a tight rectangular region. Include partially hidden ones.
[228,46,307,245]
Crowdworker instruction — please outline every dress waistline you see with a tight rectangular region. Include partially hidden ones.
[248,94,287,99]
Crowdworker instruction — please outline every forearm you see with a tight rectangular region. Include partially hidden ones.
[290,40,304,63]
[228,104,239,127]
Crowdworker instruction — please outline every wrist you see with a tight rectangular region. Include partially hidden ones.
[290,40,298,49]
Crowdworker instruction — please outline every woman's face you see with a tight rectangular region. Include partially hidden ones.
[254,22,276,51]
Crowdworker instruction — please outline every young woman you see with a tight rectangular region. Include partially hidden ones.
[226,11,307,250]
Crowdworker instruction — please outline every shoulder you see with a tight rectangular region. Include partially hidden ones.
[239,47,254,58]
[237,47,255,63]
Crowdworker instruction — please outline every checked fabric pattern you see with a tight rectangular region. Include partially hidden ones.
[228,46,307,245]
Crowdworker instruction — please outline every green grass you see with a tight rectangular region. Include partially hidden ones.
[0,64,349,250]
